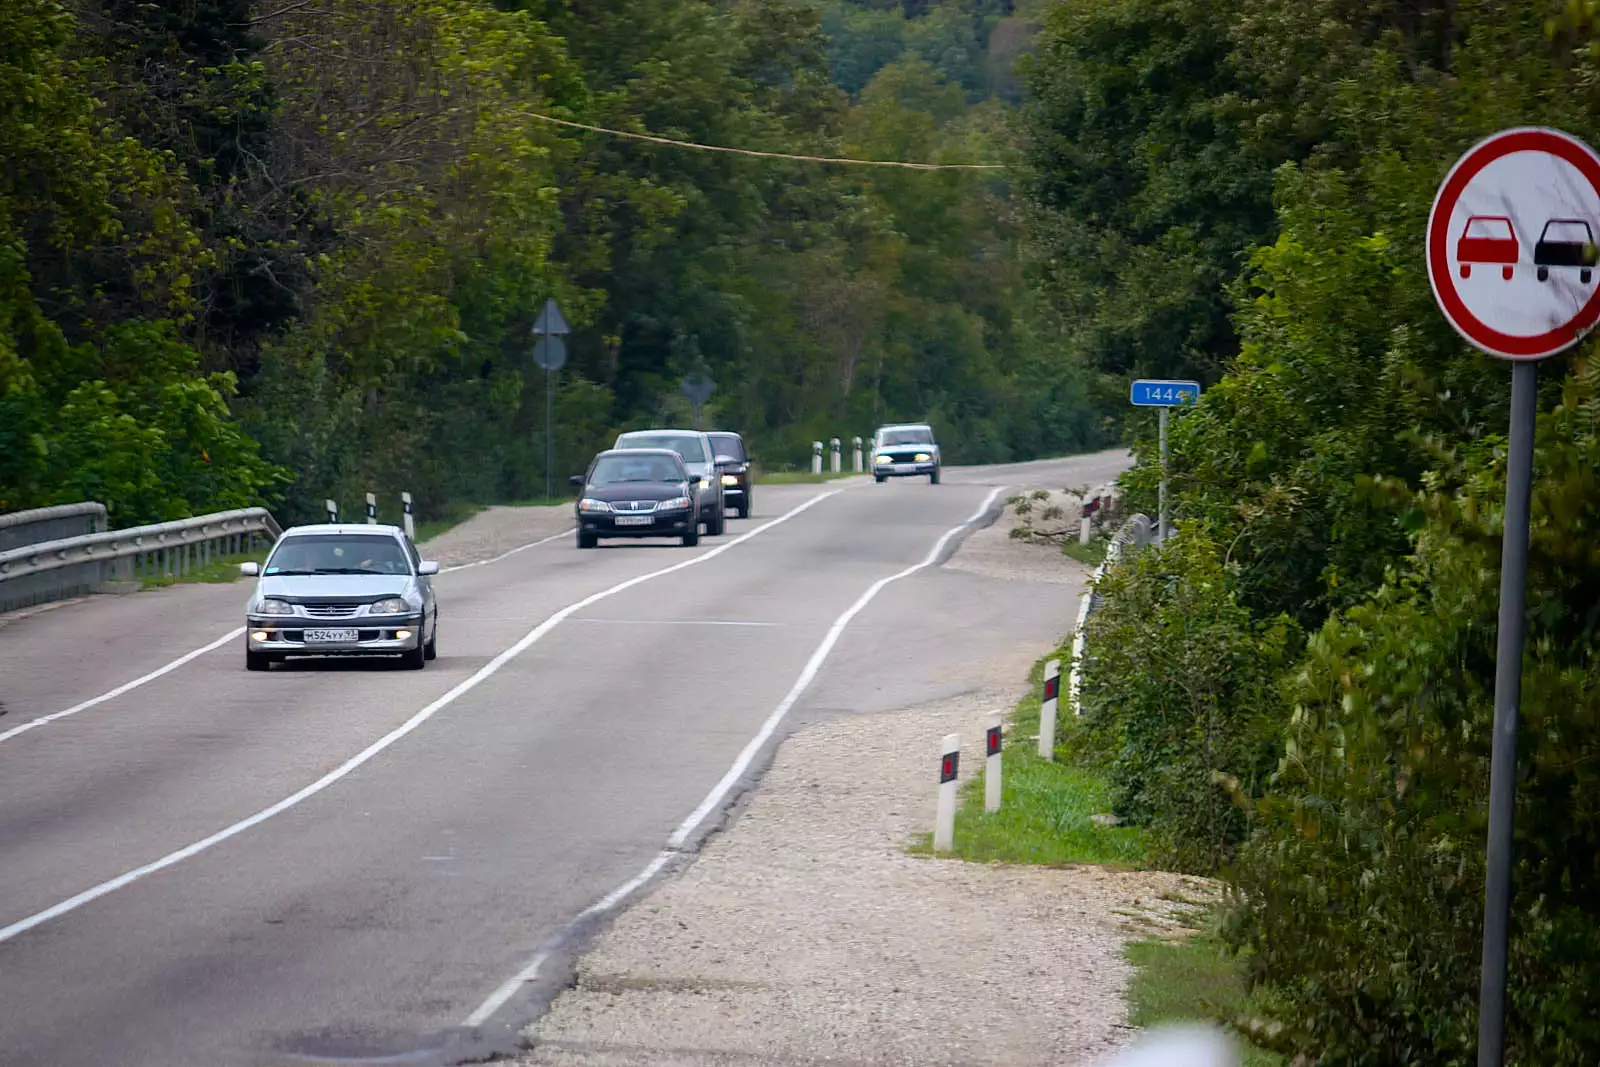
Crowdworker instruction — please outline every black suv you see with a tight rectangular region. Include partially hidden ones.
[570,448,705,548]
[707,431,752,519]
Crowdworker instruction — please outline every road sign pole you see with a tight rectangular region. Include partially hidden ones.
[1477,359,1537,1067]
[545,368,555,502]
[1158,406,1169,543]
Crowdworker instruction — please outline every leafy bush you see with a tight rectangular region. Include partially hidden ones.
[1079,528,1301,872]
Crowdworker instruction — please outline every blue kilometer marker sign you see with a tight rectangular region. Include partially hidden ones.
[1130,379,1201,407]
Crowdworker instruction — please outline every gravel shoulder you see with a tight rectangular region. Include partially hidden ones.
[514,500,1213,1067]
[421,504,574,567]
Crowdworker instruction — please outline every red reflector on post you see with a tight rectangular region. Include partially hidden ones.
[986,725,1001,756]
[940,753,959,784]
[1043,675,1059,701]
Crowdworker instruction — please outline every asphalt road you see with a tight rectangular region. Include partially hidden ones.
[0,451,1129,1067]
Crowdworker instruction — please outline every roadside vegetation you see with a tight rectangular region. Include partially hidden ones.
[1017,2,1600,1064]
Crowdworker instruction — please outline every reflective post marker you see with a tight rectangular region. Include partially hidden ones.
[401,492,415,540]
[934,733,960,851]
[830,437,841,474]
[325,499,337,523]
[853,436,863,472]
[1158,407,1169,544]
[812,441,823,475]
[1038,659,1061,760]
[1080,497,1093,546]
[365,492,377,525]
[984,714,1003,814]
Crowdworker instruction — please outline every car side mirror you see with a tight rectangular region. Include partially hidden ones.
[688,474,702,485]
[239,561,260,577]
[417,561,440,576]
[568,474,585,487]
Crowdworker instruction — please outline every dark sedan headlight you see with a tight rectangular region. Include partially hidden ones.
[578,497,612,513]
[256,598,295,616]
[659,495,692,510]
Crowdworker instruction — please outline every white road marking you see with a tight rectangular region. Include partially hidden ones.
[440,527,575,574]
[573,618,782,628]
[1,526,574,748]
[461,483,1008,1029]
[0,627,244,746]
[0,490,841,948]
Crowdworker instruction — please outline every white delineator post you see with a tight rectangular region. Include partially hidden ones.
[1080,496,1093,545]
[812,441,823,475]
[1037,659,1061,760]
[830,437,841,474]
[325,498,338,523]
[984,714,1003,814]
[934,733,960,851]
[365,492,378,524]
[853,436,863,472]
[401,491,415,540]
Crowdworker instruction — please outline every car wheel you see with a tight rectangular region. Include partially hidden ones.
[709,505,727,537]
[424,618,438,661]
[930,468,940,485]
[577,530,598,549]
[400,637,427,670]
[737,494,750,519]
[246,649,271,671]
[874,475,886,484]
[1538,266,1550,282]
[682,525,700,547]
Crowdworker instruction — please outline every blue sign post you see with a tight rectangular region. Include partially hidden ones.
[1130,379,1202,542]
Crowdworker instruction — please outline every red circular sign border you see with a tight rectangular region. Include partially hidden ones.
[1427,127,1600,360]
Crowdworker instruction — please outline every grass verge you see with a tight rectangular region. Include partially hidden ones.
[138,548,268,589]
[908,653,1148,866]
[1126,931,1287,1066]
[1062,537,1109,566]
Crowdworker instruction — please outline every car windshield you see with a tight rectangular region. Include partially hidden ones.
[590,454,685,484]
[880,428,933,446]
[617,433,708,463]
[708,434,745,461]
[264,534,412,576]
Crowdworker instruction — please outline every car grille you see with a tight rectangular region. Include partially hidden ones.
[301,603,363,618]
[883,451,926,463]
[612,500,659,513]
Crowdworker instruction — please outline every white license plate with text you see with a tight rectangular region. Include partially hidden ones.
[304,628,359,643]
[614,515,654,527]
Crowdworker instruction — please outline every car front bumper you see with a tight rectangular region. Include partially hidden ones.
[578,507,695,537]
[246,614,423,654]
[874,460,937,477]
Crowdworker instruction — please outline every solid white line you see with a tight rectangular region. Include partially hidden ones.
[440,527,575,573]
[573,618,782,628]
[0,627,244,746]
[461,483,1008,1029]
[0,491,841,948]
[0,527,574,749]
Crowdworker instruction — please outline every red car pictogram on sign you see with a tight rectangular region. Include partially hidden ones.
[1457,215,1519,280]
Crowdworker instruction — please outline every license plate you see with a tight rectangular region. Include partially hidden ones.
[614,515,654,526]
[893,464,915,473]
[304,628,359,643]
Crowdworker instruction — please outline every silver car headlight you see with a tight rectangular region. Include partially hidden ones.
[369,597,411,615]
[256,598,295,616]
[579,497,612,512]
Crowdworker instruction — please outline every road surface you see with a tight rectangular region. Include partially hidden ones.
[0,451,1128,1067]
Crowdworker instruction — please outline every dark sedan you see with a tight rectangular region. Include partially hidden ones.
[707,430,752,519]
[570,448,705,548]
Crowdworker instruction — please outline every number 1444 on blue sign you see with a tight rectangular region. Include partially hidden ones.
[1130,379,1201,407]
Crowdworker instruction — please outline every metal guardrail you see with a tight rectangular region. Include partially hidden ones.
[0,507,282,614]
[0,502,108,553]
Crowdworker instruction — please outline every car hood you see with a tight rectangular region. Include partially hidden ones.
[256,574,414,601]
[584,483,691,503]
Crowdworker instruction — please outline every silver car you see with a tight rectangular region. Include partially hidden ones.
[613,429,728,535]
[239,524,439,671]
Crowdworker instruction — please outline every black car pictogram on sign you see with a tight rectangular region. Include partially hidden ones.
[1534,218,1598,283]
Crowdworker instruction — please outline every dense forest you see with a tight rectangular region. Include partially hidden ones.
[1052,1,1600,1064]
[0,0,1102,526]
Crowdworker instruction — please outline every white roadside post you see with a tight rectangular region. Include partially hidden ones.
[812,441,823,475]
[325,498,338,523]
[1080,495,1093,545]
[1037,659,1061,760]
[1068,578,1095,717]
[984,714,1003,814]
[401,492,415,540]
[853,436,863,472]
[365,492,377,524]
[934,733,960,851]
[830,437,841,474]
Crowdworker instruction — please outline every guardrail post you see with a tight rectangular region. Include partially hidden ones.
[401,492,415,539]
[935,733,960,851]
[365,492,377,525]
[853,436,863,472]
[812,441,823,475]
[829,437,841,474]
[1038,659,1061,760]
